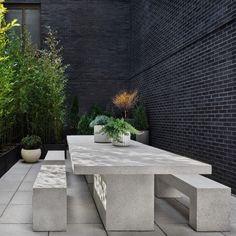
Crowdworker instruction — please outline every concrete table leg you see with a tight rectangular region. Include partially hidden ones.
[93,174,154,231]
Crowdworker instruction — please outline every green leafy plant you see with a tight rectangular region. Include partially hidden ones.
[133,104,149,130]
[101,118,138,143]
[78,114,93,135]
[0,26,68,144]
[21,135,42,150]
[89,104,103,119]
[89,115,110,128]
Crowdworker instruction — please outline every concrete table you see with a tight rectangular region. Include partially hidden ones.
[67,135,212,231]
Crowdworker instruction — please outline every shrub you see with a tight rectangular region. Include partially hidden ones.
[21,135,42,150]
[113,90,139,118]
[133,104,149,130]
[101,118,138,142]
[78,114,93,135]
[0,26,68,144]
[89,115,110,128]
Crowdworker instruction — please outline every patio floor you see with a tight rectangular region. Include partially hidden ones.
[0,158,235,236]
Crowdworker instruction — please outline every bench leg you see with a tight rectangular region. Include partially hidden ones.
[189,189,231,231]
[33,188,67,231]
[155,175,182,198]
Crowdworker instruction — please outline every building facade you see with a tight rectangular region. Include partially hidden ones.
[5,0,236,192]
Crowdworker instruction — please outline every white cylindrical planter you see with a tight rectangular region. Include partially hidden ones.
[21,148,41,163]
[94,125,111,143]
[112,133,131,147]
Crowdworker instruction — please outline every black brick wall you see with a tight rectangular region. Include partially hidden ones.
[130,1,236,192]
[40,0,130,113]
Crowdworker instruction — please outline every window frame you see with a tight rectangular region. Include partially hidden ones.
[5,3,41,48]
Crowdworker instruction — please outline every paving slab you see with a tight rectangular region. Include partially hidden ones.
[10,191,33,204]
[19,181,34,191]
[223,224,236,236]
[67,203,101,224]
[0,224,47,236]
[158,223,224,236]
[108,225,165,236]
[1,173,27,182]
[49,224,106,236]
[154,198,188,224]
[67,188,95,206]
[0,180,20,191]
[0,191,15,204]
[0,204,6,216]
[0,204,32,223]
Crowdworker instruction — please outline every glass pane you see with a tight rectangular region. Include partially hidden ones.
[24,9,40,48]
[6,9,22,36]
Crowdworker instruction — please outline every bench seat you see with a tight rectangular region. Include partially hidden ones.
[44,150,65,165]
[33,165,67,231]
[155,174,231,232]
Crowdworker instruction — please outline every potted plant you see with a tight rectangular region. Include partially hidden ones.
[133,104,149,145]
[21,135,42,163]
[101,118,138,147]
[89,115,111,143]
[113,90,139,118]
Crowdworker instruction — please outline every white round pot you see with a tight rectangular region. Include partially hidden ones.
[94,125,111,143]
[21,148,41,163]
[112,132,131,147]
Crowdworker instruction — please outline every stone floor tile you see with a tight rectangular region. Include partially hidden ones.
[0,204,32,223]
[1,173,26,182]
[0,191,15,204]
[67,188,95,206]
[50,224,106,236]
[158,223,224,236]
[10,191,33,205]
[223,224,236,236]
[67,203,101,224]
[108,225,165,236]
[0,204,7,216]
[154,198,188,224]
[0,180,20,191]
[0,224,47,236]
[19,181,34,191]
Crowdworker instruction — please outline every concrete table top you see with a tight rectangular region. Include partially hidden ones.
[67,135,212,175]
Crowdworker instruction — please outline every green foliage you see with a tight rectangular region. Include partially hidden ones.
[89,115,110,128]
[101,118,138,142]
[0,26,68,145]
[78,114,93,135]
[89,104,103,119]
[0,0,19,61]
[133,104,149,130]
[69,95,80,130]
[21,135,42,150]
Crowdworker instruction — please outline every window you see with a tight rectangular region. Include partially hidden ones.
[6,4,40,48]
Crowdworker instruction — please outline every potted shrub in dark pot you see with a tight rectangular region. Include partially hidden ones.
[21,135,42,163]
[101,118,138,147]
[90,115,111,143]
[133,104,149,145]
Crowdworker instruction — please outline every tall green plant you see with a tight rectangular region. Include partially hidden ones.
[69,95,80,132]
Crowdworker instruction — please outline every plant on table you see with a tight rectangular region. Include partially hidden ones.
[113,90,139,119]
[89,115,111,143]
[21,135,42,163]
[101,118,138,146]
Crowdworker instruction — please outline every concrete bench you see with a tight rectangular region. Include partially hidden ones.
[155,174,231,232]
[33,165,67,231]
[44,151,65,165]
